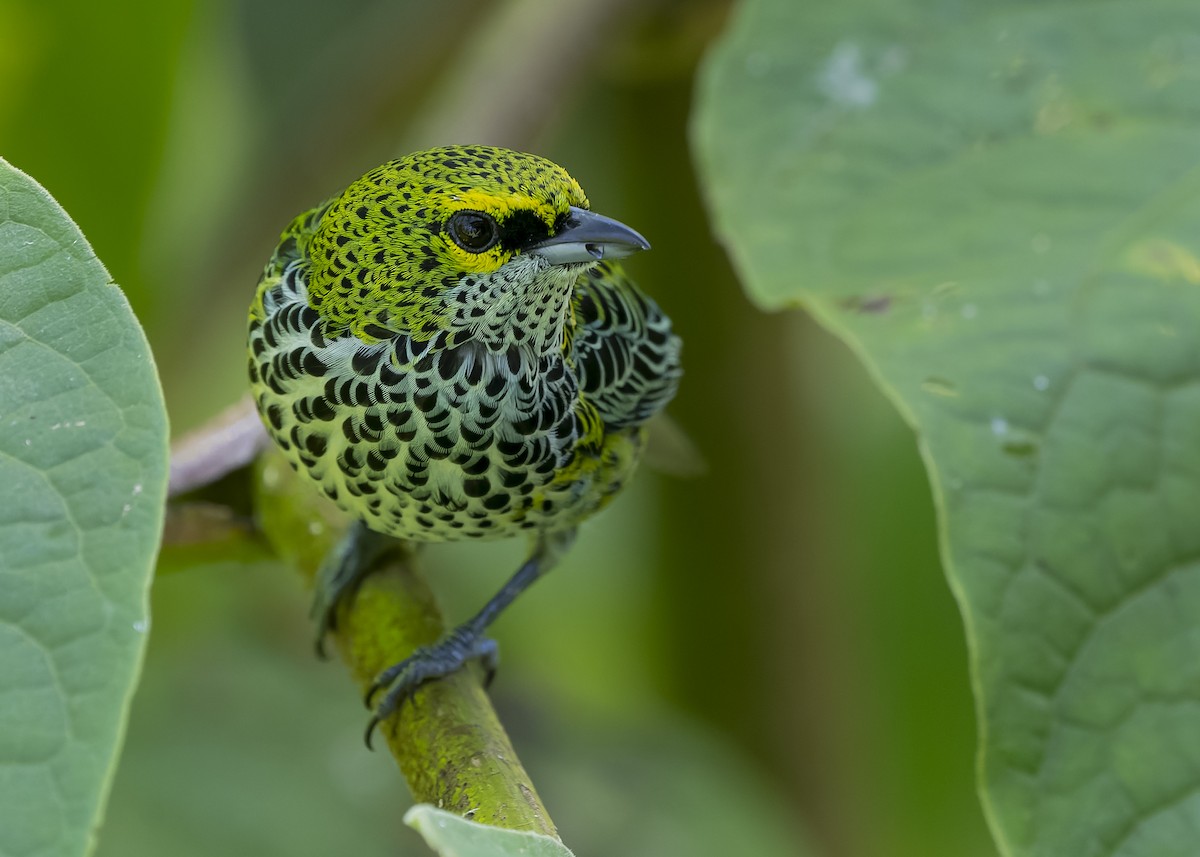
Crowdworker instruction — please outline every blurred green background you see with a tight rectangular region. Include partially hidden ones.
[0,1,994,855]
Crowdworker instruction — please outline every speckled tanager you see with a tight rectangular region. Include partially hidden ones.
[248,145,681,735]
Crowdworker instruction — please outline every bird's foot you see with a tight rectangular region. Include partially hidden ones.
[363,627,498,747]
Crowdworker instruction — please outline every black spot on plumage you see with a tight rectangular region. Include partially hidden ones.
[362,410,384,433]
[413,391,438,413]
[266,404,284,430]
[363,323,393,340]
[463,477,490,498]
[482,494,508,511]
[324,377,345,404]
[512,413,537,435]
[386,408,413,427]
[646,325,669,345]
[339,446,363,473]
[311,396,337,421]
[463,456,489,475]
[576,292,599,322]
[352,348,383,376]
[484,374,505,397]
[404,337,426,363]
[504,445,531,467]
[366,449,388,471]
[633,353,654,379]
[304,433,328,457]
[436,352,459,382]
[499,468,524,488]
[302,350,326,377]
[379,358,404,386]
[269,352,289,381]
[497,439,522,456]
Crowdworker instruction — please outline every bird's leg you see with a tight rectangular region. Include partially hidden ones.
[311,521,401,657]
[363,529,576,746]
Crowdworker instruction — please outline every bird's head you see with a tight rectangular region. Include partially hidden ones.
[303,145,648,348]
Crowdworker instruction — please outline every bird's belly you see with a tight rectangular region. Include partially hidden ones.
[253,338,632,543]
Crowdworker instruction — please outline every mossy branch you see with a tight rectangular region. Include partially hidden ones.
[247,448,557,837]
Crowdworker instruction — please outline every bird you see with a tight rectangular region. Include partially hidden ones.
[247,145,681,738]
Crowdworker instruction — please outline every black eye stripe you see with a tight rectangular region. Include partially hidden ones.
[499,209,553,252]
[448,211,500,253]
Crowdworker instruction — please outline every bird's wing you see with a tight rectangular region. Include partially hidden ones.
[567,260,682,431]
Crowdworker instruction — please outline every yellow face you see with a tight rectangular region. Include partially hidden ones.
[304,146,589,339]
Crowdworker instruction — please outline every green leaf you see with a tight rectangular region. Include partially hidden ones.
[0,159,169,856]
[693,2,1200,856]
[405,806,575,857]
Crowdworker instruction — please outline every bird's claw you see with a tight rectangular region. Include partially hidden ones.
[363,629,499,748]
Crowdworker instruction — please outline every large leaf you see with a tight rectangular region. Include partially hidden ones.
[0,159,169,856]
[693,2,1200,856]
[405,806,575,857]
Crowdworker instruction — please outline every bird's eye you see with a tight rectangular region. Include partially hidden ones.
[447,211,500,253]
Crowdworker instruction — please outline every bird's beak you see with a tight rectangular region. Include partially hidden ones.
[527,206,650,266]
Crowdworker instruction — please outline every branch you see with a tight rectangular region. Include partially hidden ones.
[168,395,269,497]
[252,450,557,837]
